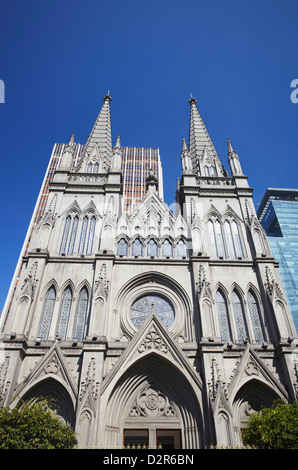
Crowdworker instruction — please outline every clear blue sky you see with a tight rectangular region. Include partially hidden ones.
[0,0,298,311]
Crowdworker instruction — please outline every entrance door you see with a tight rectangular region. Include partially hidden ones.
[156,429,181,449]
[123,429,149,448]
[123,429,181,449]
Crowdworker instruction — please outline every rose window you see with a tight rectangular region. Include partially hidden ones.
[130,295,175,329]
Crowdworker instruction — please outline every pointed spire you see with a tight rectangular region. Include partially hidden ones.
[227,138,243,175]
[188,96,220,171]
[182,136,188,152]
[84,94,113,170]
[111,134,122,170]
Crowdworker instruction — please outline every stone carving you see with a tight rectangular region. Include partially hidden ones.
[245,359,259,376]
[79,357,100,402]
[45,357,60,375]
[129,385,176,418]
[138,328,168,353]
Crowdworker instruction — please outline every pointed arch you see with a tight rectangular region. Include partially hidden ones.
[231,289,248,343]
[38,285,56,340]
[117,236,128,256]
[73,285,89,341]
[215,289,231,343]
[132,237,143,257]
[247,289,265,343]
[56,285,73,340]
[100,353,205,449]
[146,238,158,257]
[21,377,76,426]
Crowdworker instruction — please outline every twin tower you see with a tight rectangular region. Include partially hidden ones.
[1,94,297,449]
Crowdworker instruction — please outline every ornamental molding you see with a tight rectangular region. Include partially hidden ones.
[128,385,176,419]
[138,328,168,354]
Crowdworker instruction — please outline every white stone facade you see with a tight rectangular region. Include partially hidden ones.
[1,94,297,449]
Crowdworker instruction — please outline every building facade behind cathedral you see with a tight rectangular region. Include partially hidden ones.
[1,94,297,449]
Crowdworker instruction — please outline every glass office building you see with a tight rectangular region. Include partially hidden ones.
[258,188,298,333]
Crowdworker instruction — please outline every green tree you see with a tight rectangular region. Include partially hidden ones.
[0,397,77,449]
[241,400,298,449]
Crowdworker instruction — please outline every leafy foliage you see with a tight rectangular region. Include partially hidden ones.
[0,397,77,449]
[241,400,298,449]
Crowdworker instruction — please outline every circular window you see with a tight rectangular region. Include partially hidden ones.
[130,295,175,329]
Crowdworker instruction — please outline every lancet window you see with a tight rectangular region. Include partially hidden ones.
[247,291,264,343]
[147,238,158,257]
[162,239,173,258]
[208,220,226,258]
[176,239,187,258]
[216,290,231,342]
[78,216,96,255]
[38,286,56,340]
[117,238,128,256]
[73,287,89,340]
[132,238,143,257]
[56,286,72,340]
[232,291,248,343]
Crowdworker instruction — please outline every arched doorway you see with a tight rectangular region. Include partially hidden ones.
[100,353,205,449]
[232,379,282,446]
[21,377,76,427]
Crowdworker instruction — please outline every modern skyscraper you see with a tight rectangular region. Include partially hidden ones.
[1,94,297,449]
[257,188,298,333]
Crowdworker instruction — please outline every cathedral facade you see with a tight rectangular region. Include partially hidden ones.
[1,94,297,449]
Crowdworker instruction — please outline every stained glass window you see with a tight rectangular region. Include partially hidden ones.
[39,286,56,340]
[73,287,89,340]
[162,239,172,258]
[117,238,128,256]
[147,239,158,257]
[176,239,187,258]
[132,238,143,256]
[86,216,96,255]
[130,295,175,329]
[231,221,244,258]
[224,221,236,259]
[56,286,72,340]
[216,291,231,342]
[247,291,264,343]
[78,216,89,255]
[232,291,247,343]
[60,216,71,254]
[208,221,217,257]
[67,217,79,255]
[215,221,226,258]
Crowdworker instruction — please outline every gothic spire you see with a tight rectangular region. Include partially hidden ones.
[188,96,220,172]
[227,138,243,175]
[84,93,113,170]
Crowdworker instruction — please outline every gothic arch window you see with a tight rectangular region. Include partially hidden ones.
[93,162,99,173]
[147,238,158,257]
[247,291,264,343]
[162,239,173,258]
[38,286,56,340]
[59,216,71,254]
[73,287,89,340]
[130,294,175,329]
[216,290,231,342]
[87,162,93,173]
[78,216,96,255]
[132,238,143,257]
[176,239,187,258]
[232,290,248,343]
[204,164,216,176]
[86,216,96,255]
[67,216,79,255]
[56,286,72,340]
[78,216,89,255]
[117,238,128,256]
[208,220,226,258]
